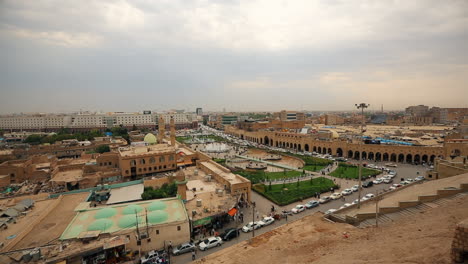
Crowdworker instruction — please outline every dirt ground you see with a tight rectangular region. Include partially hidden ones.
[199,194,468,264]
[10,193,87,250]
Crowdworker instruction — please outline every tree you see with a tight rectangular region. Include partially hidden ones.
[24,134,43,145]
[95,145,110,153]
[268,181,272,191]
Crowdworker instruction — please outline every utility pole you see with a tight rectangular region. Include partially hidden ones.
[252,202,256,238]
[355,103,369,209]
[375,190,382,227]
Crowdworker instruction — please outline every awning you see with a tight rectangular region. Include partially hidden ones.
[193,216,212,227]
[227,208,238,217]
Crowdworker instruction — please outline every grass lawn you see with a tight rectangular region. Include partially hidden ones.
[253,177,337,205]
[329,163,381,180]
[236,169,303,184]
[303,164,326,172]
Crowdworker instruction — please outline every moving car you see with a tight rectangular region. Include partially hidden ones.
[260,216,275,226]
[292,204,306,213]
[319,196,331,204]
[305,200,320,209]
[172,242,196,256]
[330,192,343,200]
[220,228,239,241]
[198,237,223,251]
[341,189,353,196]
[242,222,262,232]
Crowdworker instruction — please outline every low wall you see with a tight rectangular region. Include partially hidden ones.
[398,200,420,209]
[418,194,439,203]
[437,188,462,198]
[379,207,400,214]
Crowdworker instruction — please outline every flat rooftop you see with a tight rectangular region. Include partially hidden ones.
[51,169,83,183]
[61,197,188,240]
[119,144,175,157]
[106,184,144,205]
[200,161,243,184]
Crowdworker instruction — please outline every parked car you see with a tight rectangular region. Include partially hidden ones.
[292,204,306,213]
[362,181,374,188]
[364,193,375,199]
[339,203,352,209]
[325,209,337,214]
[141,250,159,264]
[260,216,275,226]
[172,242,196,256]
[319,196,331,204]
[242,222,262,232]
[373,178,383,184]
[220,228,239,241]
[415,176,425,181]
[198,237,223,251]
[351,185,359,192]
[305,200,320,209]
[330,192,343,200]
[385,163,398,167]
[341,189,353,196]
[383,177,393,184]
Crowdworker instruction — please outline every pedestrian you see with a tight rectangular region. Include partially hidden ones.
[168,241,172,252]
[211,228,215,236]
[192,250,196,260]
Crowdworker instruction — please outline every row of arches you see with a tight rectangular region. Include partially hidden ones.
[346,151,439,164]
[238,134,442,164]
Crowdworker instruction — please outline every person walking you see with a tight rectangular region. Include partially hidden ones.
[192,250,196,260]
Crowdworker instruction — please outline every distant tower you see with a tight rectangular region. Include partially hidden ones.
[170,116,176,146]
[381,104,384,113]
[158,115,165,143]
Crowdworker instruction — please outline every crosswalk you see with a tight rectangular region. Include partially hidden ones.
[355,192,467,228]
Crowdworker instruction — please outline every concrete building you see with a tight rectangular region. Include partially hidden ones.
[0,112,198,131]
[60,197,190,254]
[273,110,305,121]
[324,114,344,125]
[196,108,203,116]
[405,105,430,117]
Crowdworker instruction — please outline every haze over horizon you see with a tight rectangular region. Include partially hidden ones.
[1,0,467,113]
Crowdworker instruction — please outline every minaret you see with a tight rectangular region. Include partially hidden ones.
[170,116,176,146]
[158,115,165,143]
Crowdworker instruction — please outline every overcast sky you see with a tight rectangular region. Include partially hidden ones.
[1,0,467,113]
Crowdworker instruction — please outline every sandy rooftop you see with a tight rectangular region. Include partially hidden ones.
[199,194,468,264]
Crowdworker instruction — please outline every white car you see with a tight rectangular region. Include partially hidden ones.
[339,203,352,209]
[364,193,375,199]
[383,177,393,184]
[373,178,383,184]
[260,216,275,226]
[406,179,414,183]
[415,176,425,181]
[242,222,262,232]
[141,250,159,264]
[325,209,337,215]
[292,204,306,213]
[330,192,343,200]
[198,236,223,251]
[341,189,353,196]
[351,185,359,192]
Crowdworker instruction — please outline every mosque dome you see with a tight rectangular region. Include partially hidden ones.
[143,133,157,144]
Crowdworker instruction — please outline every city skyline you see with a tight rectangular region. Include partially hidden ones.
[1,0,467,113]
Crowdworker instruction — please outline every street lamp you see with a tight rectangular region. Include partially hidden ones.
[355,103,369,209]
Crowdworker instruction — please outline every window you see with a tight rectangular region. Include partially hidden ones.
[140,159,146,165]
[177,226,181,231]
[125,170,129,174]
[130,160,136,166]
[163,165,166,169]
[156,230,159,235]
[169,155,174,161]
[159,156,165,162]
[149,157,156,164]
[154,166,157,170]
[139,168,142,172]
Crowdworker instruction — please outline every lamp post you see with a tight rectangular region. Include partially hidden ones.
[355,103,369,209]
